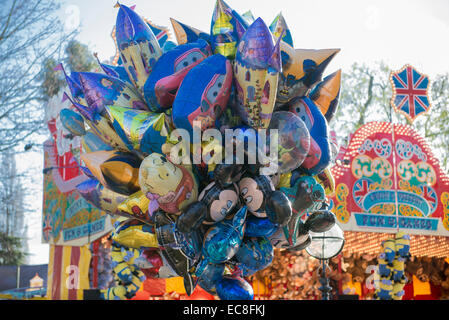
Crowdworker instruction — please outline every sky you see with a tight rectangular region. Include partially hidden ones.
[25,0,449,265]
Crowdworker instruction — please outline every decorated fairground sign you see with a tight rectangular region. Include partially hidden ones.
[42,93,113,246]
[330,121,449,236]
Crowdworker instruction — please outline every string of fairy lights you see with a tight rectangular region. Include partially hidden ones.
[343,231,449,258]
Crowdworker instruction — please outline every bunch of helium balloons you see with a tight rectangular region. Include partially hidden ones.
[58,0,343,300]
[375,232,411,300]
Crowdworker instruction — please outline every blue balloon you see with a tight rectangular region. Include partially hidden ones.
[288,97,331,175]
[172,54,233,135]
[202,206,247,263]
[235,237,273,273]
[81,131,114,152]
[244,215,278,237]
[59,108,86,136]
[143,39,211,112]
[197,262,225,294]
[216,276,254,300]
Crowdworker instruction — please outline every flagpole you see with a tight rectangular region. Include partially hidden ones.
[389,71,400,234]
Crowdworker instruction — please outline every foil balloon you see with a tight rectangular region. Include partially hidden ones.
[112,219,158,250]
[96,57,133,85]
[215,276,254,300]
[315,168,336,197]
[288,96,331,175]
[235,236,274,275]
[244,215,278,238]
[177,181,240,233]
[170,18,211,45]
[66,96,130,152]
[100,152,141,195]
[269,12,293,47]
[202,206,247,263]
[303,210,336,233]
[234,17,282,130]
[276,43,340,105]
[138,153,198,216]
[173,54,233,134]
[280,173,326,215]
[210,0,248,59]
[241,10,255,25]
[270,211,311,249]
[115,3,163,93]
[117,190,152,224]
[143,39,212,111]
[162,41,177,52]
[266,111,310,174]
[135,249,179,279]
[154,211,201,295]
[309,69,341,122]
[76,178,128,216]
[105,106,170,155]
[56,64,87,105]
[196,263,225,294]
[238,174,292,226]
[59,108,86,136]
[78,72,147,116]
[81,150,141,195]
[81,130,114,152]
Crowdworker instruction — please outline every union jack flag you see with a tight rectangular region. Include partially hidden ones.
[390,65,431,123]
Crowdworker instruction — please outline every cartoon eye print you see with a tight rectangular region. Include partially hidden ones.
[238,177,264,215]
[174,50,204,73]
[291,102,313,131]
[205,74,226,103]
[209,189,238,222]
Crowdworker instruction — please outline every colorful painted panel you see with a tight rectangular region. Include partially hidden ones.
[330,121,449,236]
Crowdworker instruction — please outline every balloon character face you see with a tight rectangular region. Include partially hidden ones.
[143,39,212,111]
[276,43,340,105]
[173,54,233,134]
[115,4,163,93]
[288,97,331,175]
[239,176,273,218]
[139,153,198,216]
[199,182,240,224]
[239,174,292,226]
[233,18,281,130]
